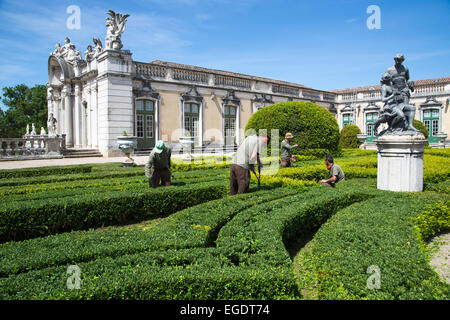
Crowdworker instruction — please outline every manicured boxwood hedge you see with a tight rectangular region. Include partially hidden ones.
[0,188,297,277]
[245,101,340,154]
[0,180,229,243]
[0,164,93,179]
[0,186,375,299]
[296,192,450,300]
[339,124,362,149]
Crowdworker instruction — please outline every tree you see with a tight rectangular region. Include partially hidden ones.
[245,101,340,155]
[0,84,47,138]
[339,124,362,149]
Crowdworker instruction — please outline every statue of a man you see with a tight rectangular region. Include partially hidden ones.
[85,45,95,62]
[384,54,418,132]
[51,43,62,56]
[47,113,57,137]
[60,37,72,57]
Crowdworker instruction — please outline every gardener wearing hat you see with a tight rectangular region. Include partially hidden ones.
[280,133,298,168]
[145,140,172,188]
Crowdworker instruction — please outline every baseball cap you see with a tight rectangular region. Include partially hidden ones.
[154,140,165,154]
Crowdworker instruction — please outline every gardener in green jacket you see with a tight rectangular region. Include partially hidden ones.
[281,132,298,168]
[320,155,345,188]
[145,140,172,188]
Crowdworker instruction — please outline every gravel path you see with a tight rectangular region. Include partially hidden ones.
[429,230,450,284]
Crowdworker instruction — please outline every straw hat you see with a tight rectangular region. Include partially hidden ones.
[285,133,294,139]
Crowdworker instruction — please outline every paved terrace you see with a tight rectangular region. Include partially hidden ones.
[0,152,236,170]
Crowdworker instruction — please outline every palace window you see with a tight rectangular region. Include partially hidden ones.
[365,112,378,141]
[184,102,200,145]
[135,99,155,149]
[224,105,237,146]
[423,109,440,143]
[342,113,354,127]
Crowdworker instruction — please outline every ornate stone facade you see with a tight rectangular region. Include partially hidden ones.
[47,10,449,157]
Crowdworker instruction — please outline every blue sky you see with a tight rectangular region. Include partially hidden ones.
[0,0,449,108]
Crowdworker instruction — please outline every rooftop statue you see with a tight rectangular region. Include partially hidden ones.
[374,54,420,136]
[105,10,130,50]
[93,37,104,57]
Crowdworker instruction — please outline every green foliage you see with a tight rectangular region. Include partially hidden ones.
[0,148,449,300]
[414,201,450,242]
[297,193,450,300]
[0,164,93,179]
[0,84,47,138]
[0,180,228,243]
[413,120,429,140]
[245,101,340,154]
[339,124,362,149]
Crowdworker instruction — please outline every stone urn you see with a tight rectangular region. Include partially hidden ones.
[179,136,194,161]
[117,135,137,167]
[436,133,448,148]
[357,134,368,147]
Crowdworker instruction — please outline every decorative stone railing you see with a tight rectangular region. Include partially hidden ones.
[173,69,208,84]
[272,84,299,96]
[0,136,65,160]
[215,75,251,89]
[413,84,446,96]
[362,90,381,99]
[302,90,322,100]
[323,93,336,101]
[339,83,448,102]
[134,63,167,78]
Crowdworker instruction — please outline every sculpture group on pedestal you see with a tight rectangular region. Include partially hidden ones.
[374,54,421,136]
[49,10,129,67]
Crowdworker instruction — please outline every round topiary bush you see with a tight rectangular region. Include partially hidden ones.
[245,101,340,154]
[338,124,362,149]
[413,120,429,140]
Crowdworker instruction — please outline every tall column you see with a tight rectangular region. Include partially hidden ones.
[62,85,73,147]
[92,83,99,149]
[74,84,82,148]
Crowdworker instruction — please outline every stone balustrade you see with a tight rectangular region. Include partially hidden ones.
[0,135,65,160]
[272,84,299,96]
[134,63,167,78]
[215,75,251,89]
[173,68,209,84]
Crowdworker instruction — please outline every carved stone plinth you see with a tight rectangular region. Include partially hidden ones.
[376,134,427,192]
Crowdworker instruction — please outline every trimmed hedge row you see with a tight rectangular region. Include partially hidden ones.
[0,180,229,243]
[297,193,450,299]
[0,164,93,179]
[216,187,373,269]
[0,188,298,276]
[0,248,296,300]
[414,200,450,243]
[0,171,228,198]
[0,187,366,299]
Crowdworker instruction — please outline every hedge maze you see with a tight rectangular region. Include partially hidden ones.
[0,150,449,299]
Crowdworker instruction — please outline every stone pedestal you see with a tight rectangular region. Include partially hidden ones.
[376,134,427,192]
[46,137,62,155]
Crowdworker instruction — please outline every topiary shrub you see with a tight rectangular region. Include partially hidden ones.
[245,101,340,154]
[338,124,362,149]
[413,120,429,145]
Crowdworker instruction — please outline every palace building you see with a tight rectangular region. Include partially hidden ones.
[46,12,449,157]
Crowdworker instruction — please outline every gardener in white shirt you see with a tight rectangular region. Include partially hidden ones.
[230,134,269,195]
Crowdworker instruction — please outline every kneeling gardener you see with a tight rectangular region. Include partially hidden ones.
[320,155,345,188]
[145,140,172,188]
